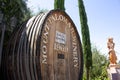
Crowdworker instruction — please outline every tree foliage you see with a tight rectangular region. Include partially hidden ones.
[78,0,92,80]
[0,0,31,46]
[0,0,31,31]
[0,0,31,79]
[83,46,109,80]
[54,0,65,11]
[90,46,109,80]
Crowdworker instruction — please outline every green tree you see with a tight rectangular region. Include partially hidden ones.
[0,0,31,31]
[90,46,109,80]
[0,0,31,46]
[0,0,31,79]
[78,0,92,80]
[54,0,65,11]
[83,46,109,80]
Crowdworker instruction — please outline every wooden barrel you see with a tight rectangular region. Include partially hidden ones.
[2,10,83,80]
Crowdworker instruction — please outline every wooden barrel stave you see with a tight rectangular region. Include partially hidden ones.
[18,31,26,80]
[13,22,27,80]
[23,16,36,80]
[28,14,41,80]
[32,14,46,80]
[9,22,27,80]
[29,14,43,80]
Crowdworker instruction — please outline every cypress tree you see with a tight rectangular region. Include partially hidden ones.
[54,0,65,11]
[78,0,92,80]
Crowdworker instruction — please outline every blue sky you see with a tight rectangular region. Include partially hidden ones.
[27,0,120,61]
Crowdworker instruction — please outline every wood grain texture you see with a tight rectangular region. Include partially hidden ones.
[40,10,83,80]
